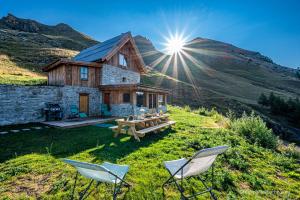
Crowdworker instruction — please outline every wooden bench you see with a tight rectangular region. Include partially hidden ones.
[109,125,130,135]
[136,121,176,136]
[109,125,118,131]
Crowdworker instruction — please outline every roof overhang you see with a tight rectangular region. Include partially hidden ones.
[99,84,170,94]
[42,59,101,72]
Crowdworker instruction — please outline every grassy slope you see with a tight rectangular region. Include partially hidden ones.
[0,29,81,85]
[0,107,299,199]
[136,36,300,106]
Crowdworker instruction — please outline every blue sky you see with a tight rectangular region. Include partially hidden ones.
[1,0,299,68]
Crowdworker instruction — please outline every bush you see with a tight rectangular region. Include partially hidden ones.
[183,105,191,112]
[195,107,210,116]
[278,143,300,159]
[258,93,269,106]
[230,112,277,149]
[257,93,300,125]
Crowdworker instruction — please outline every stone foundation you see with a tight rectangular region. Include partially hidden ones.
[0,85,101,126]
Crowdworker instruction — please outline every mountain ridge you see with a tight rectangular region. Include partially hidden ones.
[0,14,98,50]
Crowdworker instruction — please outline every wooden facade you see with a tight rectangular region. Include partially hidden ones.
[98,84,169,108]
[43,32,169,114]
[48,64,101,87]
[105,41,141,73]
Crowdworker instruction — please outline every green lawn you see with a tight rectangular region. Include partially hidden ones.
[0,106,299,199]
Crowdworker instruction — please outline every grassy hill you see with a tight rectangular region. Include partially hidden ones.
[0,14,98,85]
[0,14,299,141]
[135,36,300,143]
[0,106,299,199]
[135,36,300,106]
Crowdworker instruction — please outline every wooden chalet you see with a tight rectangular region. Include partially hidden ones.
[43,32,169,117]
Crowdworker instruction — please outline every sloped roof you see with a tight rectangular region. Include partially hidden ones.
[73,32,127,62]
[43,32,146,73]
[73,31,146,72]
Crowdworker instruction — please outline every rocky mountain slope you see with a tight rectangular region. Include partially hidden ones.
[0,14,98,84]
[135,35,299,108]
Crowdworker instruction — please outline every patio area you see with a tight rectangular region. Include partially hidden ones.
[41,117,116,128]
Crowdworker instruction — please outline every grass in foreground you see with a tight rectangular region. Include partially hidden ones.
[0,106,299,199]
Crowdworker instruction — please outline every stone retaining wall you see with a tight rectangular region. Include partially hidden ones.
[0,85,101,126]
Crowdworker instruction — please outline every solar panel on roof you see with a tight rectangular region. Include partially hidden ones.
[73,32,130,62]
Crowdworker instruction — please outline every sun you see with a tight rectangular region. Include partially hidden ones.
[164,34,186,55]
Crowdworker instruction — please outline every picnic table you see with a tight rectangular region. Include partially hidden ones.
[110,114,175,141]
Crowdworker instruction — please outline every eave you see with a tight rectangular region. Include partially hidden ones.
[98,84,170,94]
[42,59,101,72]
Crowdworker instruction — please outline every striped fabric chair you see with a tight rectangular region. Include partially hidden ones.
[62,159,130,200]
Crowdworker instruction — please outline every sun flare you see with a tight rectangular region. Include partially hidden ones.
[164,34,186,55]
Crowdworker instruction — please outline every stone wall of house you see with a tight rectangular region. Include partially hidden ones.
[0,85,101,126]
[110,104,134,117]
[101,64,140,85]
[60,86,102,118]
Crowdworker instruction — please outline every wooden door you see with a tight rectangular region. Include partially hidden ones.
[104,93,110,104]
[79,94,89,115]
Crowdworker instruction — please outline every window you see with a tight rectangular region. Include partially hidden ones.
[80,67,88,80]
[119,53,127,67]
[136,92,144,107]
[158,95,165,106]
[148,94,157,109]
[123,93,130,103]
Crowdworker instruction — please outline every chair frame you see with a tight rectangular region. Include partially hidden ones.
[162,162,216,200]
[162,146,228,200]
[68,165,131,200]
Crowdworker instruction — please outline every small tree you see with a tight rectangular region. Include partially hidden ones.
[258,93,269,106]
[268,92,276,107]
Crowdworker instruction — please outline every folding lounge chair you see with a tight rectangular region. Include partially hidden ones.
[162,145,228,200]
[70,105,79,118]
[62,159,131,200]
[70,105,88,118]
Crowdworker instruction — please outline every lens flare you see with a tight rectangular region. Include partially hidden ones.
[164,33,186,55]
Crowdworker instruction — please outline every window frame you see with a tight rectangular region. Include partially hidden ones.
[119,53,128,68]
[158,94,165,106]
[80,67,89,81]
[123,92,131,103]
[148,93,157,109]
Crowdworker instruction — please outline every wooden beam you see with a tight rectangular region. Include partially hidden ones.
[43,59,101,72]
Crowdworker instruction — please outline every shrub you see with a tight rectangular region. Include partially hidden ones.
[195,107,210,116]
[230,112,277,149]
[278,143,300,159]
[183,105,191,112]
[258,93,269,106]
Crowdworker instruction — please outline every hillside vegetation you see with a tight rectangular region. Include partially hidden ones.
[0,106,299,199]
[135,36,300,107]
[0,14,299,141]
